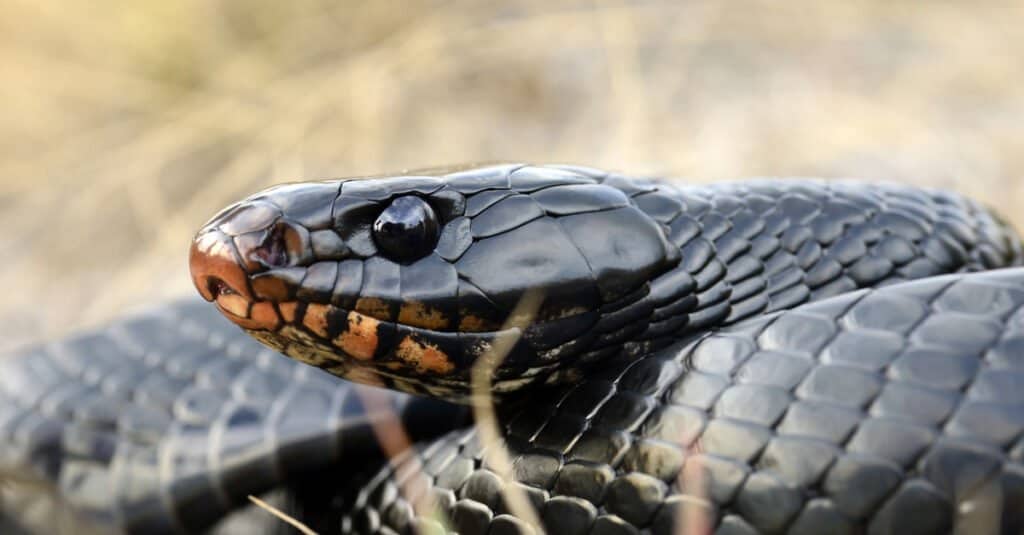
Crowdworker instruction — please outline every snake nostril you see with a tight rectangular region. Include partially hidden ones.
[206,277,237,299]
[254,227,288,268]
[243,221,311,270]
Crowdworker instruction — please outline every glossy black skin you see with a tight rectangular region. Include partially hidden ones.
[349,269,1024,535]
[207,164,675,320]
[193,165,683,398]
[5,166,1024,534]
[194,164,1023,401]
[0,299,469,534]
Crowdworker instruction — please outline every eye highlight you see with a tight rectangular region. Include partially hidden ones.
[372,196,440,261]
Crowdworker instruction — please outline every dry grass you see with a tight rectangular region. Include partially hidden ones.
[2,3,1023,532]
[2,0,1023,351]
[469,290,546,530]
[248,495,318,535]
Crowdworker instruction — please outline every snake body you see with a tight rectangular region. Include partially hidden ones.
[3,164,1024,534]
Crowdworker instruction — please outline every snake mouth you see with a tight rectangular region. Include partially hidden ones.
[191,243,552,386]
[203,277,262,326]
[207,277,245,315]
[189,228,280,331]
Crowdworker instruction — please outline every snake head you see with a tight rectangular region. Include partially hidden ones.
[190,164,679,401]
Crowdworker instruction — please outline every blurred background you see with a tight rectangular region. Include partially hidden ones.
[2,0,1023,353]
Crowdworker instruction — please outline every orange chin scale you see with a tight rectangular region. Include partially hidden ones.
[333,311,380,361]
[395,335,455,374]
[302,303,331,338]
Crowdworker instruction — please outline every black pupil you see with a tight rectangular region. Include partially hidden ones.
[372,196,439,261]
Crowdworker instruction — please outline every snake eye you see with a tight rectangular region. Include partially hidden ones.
[372,196,439,261]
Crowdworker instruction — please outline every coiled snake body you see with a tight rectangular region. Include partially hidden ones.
[3,164,1024,534]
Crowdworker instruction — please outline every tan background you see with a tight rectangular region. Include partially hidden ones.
[2,0,1023,353]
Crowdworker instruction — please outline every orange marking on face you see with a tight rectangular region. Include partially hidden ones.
[279,302,298,323]
[302,303,330,338]
[251,275,292,301]
[334,311,379,361]
[223,304,279,330]
[216,293,250,319]
[398,301,450,330]
[458,314,499,332]
[355,297,393,321]
[227,316,266,330]
[395,335,454,374]
[248,301,281,331]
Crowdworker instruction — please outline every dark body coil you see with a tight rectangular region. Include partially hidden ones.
[1,164,1023,535]
[348,269,1024,535]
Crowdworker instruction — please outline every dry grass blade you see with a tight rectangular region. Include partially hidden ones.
[356,386,450,529]
[674,453,714,535]
[470,290,546,532]
[248,494,319,535]
[3,2,1024,532]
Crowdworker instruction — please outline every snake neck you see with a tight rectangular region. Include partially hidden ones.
[610,177,1024,356]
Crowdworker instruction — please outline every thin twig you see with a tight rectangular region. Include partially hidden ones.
[247,495,319,535]
[470,290,546,532]
[356,387,447,528]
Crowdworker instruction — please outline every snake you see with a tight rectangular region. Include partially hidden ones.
[3,164,1024,535]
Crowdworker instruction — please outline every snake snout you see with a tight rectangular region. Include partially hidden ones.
[189,227,274,329]
[190,231,250,300]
